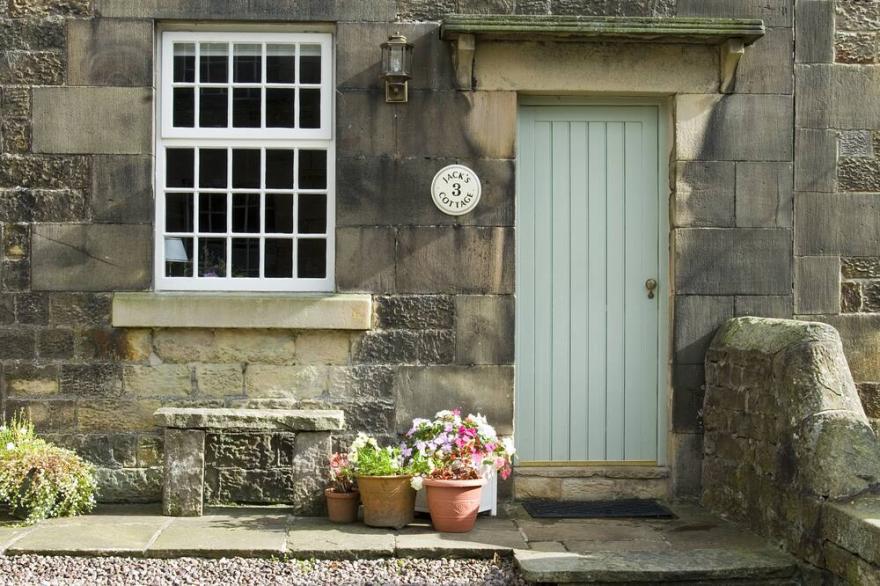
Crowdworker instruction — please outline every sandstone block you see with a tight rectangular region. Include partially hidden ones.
[67,19,152,86]
[811,315,880,382]
[734,296,793,319]
[77,399,161,432]
[294,331,351,365]
[33,87,151,154]
[0,51,63,85]
[838,131,874,159]
[375,295,454,330]
[0,154,89,190]
[94,467,162,503]
[795,193,880,256]
[124,364,192,398]
[154,407,345,432]
[49,293,111,327]
[673,161,735,227]
[32,224,151,291]
[673,364,705,433]
[836,0,880,32]
[76,328,151,362]
[835,33,879,65]
[794,256,840,315]
[796,1,835,64]
[137,434,163,468]
[677,0,792,27]
[670,433,703,498]
[335,227,396,293]
[327,365,395,401]
[163,429,205,516]
[735,162,792,228]
[194,364,244,397]
[732,28,793,94]
[244,365,327,399]
[455,295,514,365]
[674,295,735,365]
[10,0,90,17]
[37,328,74,359]
[1,87,30,118]
[60,364,122,397]
[5,398,75,432]
[839,157,880,192]
[96,0,395,20]
[0,17,65,51]
[3,363,59,396]
[91,156,153,223]
[0,328,35,359]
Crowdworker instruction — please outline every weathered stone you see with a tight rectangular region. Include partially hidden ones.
[836,0,880,32]
[734,296,793,319]
[33,87,152,154]
[375,295,454,329]
[76,328,151,362]
[796,0,834,64]
[815,315,880,382]
[1,87,29,118]
[97,0,395,20]
[0,327,35,359]
[193,364,244,397]
[67,19,153,86]
[732,28,793,94]
[0,188,88,222]
[124,364,192,398]
[294,331,351,365]
[9,0,90,17]
[94,467,162,503]
[397,227,514,294]
[823,541,880,585]
[285,518,396,559]
[673,364,705,433]
[843,257,880,279]
[794,256,840,315]
[670,432,703,498]
[674,229,792,295]
[244,365,327,399]
[337,157,514,227]
[60,363,122,397]
[15,292,48,324]
[154,407,345,432]
[0,294,12,324]
[37,328,74,359]
[673,161,735,227]
[352,329,452,364]
[0,154,89,190]
[795,193,880,256]
[3,363,58,396]
[4,223,28,259]
[77,399,160,432]
[206,432,285,469]
[327,365,395,401]
[2,259,29,291]
[842,281,862,313]
[676,94,793,161]
[674,295,735,365]
[338,91,516,159]
[152,329,298,365]
[335,227,396,293]
[455,295,514,365]
[393,365,513,434]
[861,281,880,313]
[302,398,395,434]
[395,0,456,20]
[137,434,163,468]
[516,0,549,14]
[823,493,880,567]
[0,51,63,85]
[677,0,792,27]
[91,156,153,223]
[839,157,880,192]
[2,118,30,153]
[163,429,206,516]
[0,17,65,51]
[735,162,792,228]
[50,432,138,469]
[4,398,75,432]
[49,294,110,327]
[796,64,880,130]
[835,33,879,65]
[839,130,874,159]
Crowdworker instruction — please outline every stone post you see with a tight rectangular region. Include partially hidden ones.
[163,429,206,517]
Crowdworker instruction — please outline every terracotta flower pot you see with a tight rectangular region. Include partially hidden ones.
[356,475,415,529]
[325,488,360,524]
[424,477,486,533]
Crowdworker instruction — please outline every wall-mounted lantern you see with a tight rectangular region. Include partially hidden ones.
[381,34,413,103]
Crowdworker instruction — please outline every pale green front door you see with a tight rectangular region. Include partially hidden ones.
[516,104,664,464]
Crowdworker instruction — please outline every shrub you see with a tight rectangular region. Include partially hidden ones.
[0,414,97,525]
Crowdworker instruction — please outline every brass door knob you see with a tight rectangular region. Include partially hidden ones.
[645,279,658,299]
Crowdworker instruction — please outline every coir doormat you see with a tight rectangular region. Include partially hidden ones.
[522,498,675,519]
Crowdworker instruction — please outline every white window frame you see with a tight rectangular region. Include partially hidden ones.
[155,30,335,292]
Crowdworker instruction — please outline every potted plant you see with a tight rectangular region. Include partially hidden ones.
[325,452,359,523]
[405,410,514,533]
[349,433,415,529]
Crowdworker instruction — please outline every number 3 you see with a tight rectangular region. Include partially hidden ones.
[452,183,461,197]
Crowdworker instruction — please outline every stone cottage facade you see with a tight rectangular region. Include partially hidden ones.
[0,0,878,511]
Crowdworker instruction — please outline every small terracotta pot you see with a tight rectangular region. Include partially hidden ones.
[325,488,360,524]
[356,475,415,529]
[424,477,487,533]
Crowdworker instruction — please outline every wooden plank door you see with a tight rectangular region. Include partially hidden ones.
[516,104,663,464]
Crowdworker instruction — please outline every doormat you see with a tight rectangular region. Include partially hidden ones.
[522,499,675,519]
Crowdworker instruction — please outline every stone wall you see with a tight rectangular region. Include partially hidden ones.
[703,316,880,580]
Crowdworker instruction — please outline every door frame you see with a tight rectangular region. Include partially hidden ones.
[514,95,672,467]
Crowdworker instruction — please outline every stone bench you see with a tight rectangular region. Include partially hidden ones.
[155,407,345,517]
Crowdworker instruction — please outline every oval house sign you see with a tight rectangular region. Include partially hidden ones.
[431,164,481,216]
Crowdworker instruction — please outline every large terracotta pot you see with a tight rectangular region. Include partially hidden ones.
[356,475,415,529]
[424,477,486,533]
[325,488,359,524]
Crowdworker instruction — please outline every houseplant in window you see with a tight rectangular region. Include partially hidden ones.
[406,410,513,533]
[349,433,415,529]
[325,452,359,524]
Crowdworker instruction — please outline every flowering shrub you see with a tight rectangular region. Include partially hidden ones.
[347,433,409,477]
[404,410,515,489]
[328,452,356,493]
[0,414,97,525]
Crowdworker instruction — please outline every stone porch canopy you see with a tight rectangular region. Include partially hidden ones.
[440,15,766,93]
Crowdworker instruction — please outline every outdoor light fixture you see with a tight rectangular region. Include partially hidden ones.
[381,33,413,103]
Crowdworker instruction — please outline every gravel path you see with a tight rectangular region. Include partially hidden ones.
[0,555,527,586]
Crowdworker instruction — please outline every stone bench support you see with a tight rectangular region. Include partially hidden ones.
[155,407,345,517]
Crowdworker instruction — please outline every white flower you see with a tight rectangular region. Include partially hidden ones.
[5,442,14,451]
[348,451,359,463]
[435,410,453,419]
[410,476,424,491]
[502,437,516,455]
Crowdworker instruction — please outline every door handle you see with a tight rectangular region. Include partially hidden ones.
[645,279,657,299]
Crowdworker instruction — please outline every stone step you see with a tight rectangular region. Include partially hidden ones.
[514,547,801,584]
[513,466,670,501]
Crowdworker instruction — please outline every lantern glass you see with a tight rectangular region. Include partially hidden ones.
[381,35,412,79]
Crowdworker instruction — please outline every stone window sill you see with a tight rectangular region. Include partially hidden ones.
[112,292,372,330]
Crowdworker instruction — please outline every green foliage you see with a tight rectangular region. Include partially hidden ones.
[348,433,409,477]
[0,412,97,525]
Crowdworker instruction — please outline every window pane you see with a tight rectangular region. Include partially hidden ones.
[298,150,326,188]
[266,89,295,128]
[166,193,194,232]
[233,44,261,83]
[298,239,326,278]
[231,238,260,278]
[266,44,295,83]
[300,44,321,83]
[265,193,293,234]
[298,194,326,234]
[232,88,261,128]
[199,149,227,188]
[232,149,260,188]
[200,43,228,83]
[199,88,228,128]
[198,194,227,233]
[233,193,260,233]
[165,237,193,277]
[198,238,227,277]
[173,43,196,83]
[299,88,320,128]
[166,148,195,187]
[173,88,194,127]
[265,239,293,278]
[265,150,294,189]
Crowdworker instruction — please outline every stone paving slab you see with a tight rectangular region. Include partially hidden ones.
[395,518,526,559]
[0,524,33,555]
[147,509,289,558]
[286,517,395,559]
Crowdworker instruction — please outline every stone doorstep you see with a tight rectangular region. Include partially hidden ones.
[514,466,670,479]
[153,407,345,432]
[512,466,671,501]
